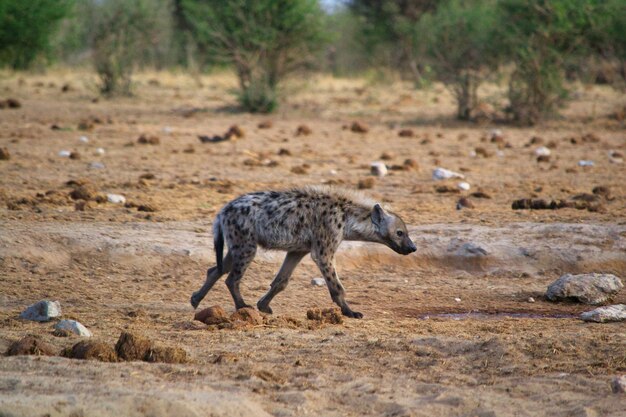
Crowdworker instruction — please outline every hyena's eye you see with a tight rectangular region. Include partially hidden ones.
[396,230,404,237]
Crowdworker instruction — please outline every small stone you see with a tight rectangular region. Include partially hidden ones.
[137,134,160,145]
[226,125,245,138]
[432,167,465,180]
[458,182,470,191]
[611,376,626,393]
[230,307,263,325]
[350,121,368,133]
[454,297,462,303]
[88,162,105,169]
[528,297,535,303]
[0,147,10,160]
[79,136,89,143]
[58,150,71,157]
[107,194,126,204]
[403,158,418,169]
[311,278,326,287]
[578,160,594,167]
[194,305,229,325]
[278,148,291,156]
[535,146,551,156]
[6,336,55,356]
[95,147,105,155]
[398,129,414,137]
[370,162,388,177]
[295,125,312,136]
[54,319,92,337]
[69,151,81,160]
[379,152,393,160]
[580,304,626,323]
[456,197,474,209]
[546,273,623,305]
[19,300,62,322]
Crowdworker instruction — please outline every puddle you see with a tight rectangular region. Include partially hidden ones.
[419,312,578,320]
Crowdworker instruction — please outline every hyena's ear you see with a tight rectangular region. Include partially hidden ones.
[371,204,385,229]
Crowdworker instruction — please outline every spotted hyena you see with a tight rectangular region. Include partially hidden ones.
[191,186,416,318]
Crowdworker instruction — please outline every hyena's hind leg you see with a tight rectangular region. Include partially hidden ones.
[257,251,308,314]
[190,252,233,309]
[225,243,257,310]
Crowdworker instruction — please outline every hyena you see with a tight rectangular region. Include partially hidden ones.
[190,186,416,318]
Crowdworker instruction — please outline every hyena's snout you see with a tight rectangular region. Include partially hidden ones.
[399,237,417,255]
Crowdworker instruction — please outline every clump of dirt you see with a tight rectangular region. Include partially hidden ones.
[258,120,273,129]
[537,155,550,163]
[435,185,460,194]
[457,197,474,209]
[278,148,291,156]
[144,346,187,364]
[65,340,117,362]
[0,98,21,109]
[291,165,308,175]
[115,331,153,361]
[230,308,263,326]
[403,158,418,170]
[470,191,492,199]
[194,305,229,325]
[296,124,312,136]
[350,121,368,133]
[592,186,611,199]
[358,177,375,189]
[226,124,245,139]
[69,183,98,201]
[137,134,160,145]
[380,152,393,160]
[6,336,56,356]
[69,151,81,160]
[0,147,10,160]
[475,147,491,158]
[52,328,72,337]
[512,199,570,210]
[306,308,343,324]
[398,129,414,137]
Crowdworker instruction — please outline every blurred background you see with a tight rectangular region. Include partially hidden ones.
[1,0,624,124]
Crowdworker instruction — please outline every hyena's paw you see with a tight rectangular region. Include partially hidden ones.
[342,309,364,319]
[190,292,201,309]
[257,301,273,315]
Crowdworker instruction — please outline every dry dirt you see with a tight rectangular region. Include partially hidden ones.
[0,70,625,417]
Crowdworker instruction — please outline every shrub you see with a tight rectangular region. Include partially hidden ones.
[180,0,326,113]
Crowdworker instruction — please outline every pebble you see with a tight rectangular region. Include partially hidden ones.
[19,300,62,322]
[162,126,173,134]
[612,376,626,393]
[95,147,105,155]
[58,150,71,157]
[454,297,462,303]
[79,136,89,143]
[370,162,388,177]
[534,146,551,156]
[458,182,471,191]
[527,297,535,303]
[432,167,465,180]
[107,194,126,204]
[88,162,105,169]
[578,160,594,167]
[54,319,92,337]
[311,278,326,287]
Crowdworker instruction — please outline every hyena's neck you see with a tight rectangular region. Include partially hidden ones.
[343,204,381,243]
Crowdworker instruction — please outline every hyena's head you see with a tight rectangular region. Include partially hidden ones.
[371,204,417,255]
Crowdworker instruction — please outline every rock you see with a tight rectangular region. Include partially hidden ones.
[66,340,117,362]
[258,120,273,129]
[306,307,343,324]
[398,129,414,137]
[58,150,71,157]
[137,134,160,145]
[370,162,388,177]
[226,125,245,139]
[54,319,92,337]
[432,167,465,180]
[534,146,551,157]
[350,121,368,133]
[230,307,263,326]
[580,304,626,323]
[546,273,623,305]
[115,331,153,361]
[295,125,312,136]
[194,305,229,325]
[278,148,291,156]
[458,182,471,191]
[107,194,126,204]
[611,376,626,393]
[88,162,105,169]
[0,147,10,160]
[79,136,89,143]
[456,197,474,209]
[578,160,594,167]
[454,297,462,303]
[379,152,393,160]
[403,158,418,169]
[6,336,55,356]
[311,278,326,287]
[144,345,188,364]
[95,147,105,155]
[19,300,62,322]
[528,297,536,303]
[358,177,375,189]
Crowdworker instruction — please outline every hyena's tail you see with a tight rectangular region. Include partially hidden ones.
[214,218,225,274]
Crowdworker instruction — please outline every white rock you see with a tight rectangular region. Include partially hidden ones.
[496,150,505,157]
[432,167,465,180]
[578,160,594,167]
[370,162,388,177]
[528,297,535,303]
[58,150,71,157]
[469,150,477,157]
[95,147,105,155]
[457,182,470,191]
[329,169,337,175]
[454,297,462,303]
[88,162,105,169]
[534,146,551,156]
[162,126,173,134]
[54,319,92,337]
[546,273,623,305]
[311,278,326,287]
[107,194,126,204]
[580,304,626,323]
[79,136,89,143]
[611,375,626,393]
[20,300,62,322]
[489,129,503,140]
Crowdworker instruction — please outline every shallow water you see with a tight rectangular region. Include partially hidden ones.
[419,312,578,320]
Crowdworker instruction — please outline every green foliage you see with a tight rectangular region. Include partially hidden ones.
[91,0,169,96]
[418,0,501,120]
[0,0,72,69]
[181,0,326,112]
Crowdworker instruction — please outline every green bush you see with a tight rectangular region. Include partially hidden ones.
[0,0,72,69]
[180,0,326,113]
[418,0,501,120]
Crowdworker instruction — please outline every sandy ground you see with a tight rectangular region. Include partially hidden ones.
[0,70,625,417]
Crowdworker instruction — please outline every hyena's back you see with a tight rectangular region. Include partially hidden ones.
[216,188,350,253]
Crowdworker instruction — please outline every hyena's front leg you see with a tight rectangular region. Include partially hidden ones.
[257,251,308,314]
[191,252,233,309]
[312,250,363,319]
